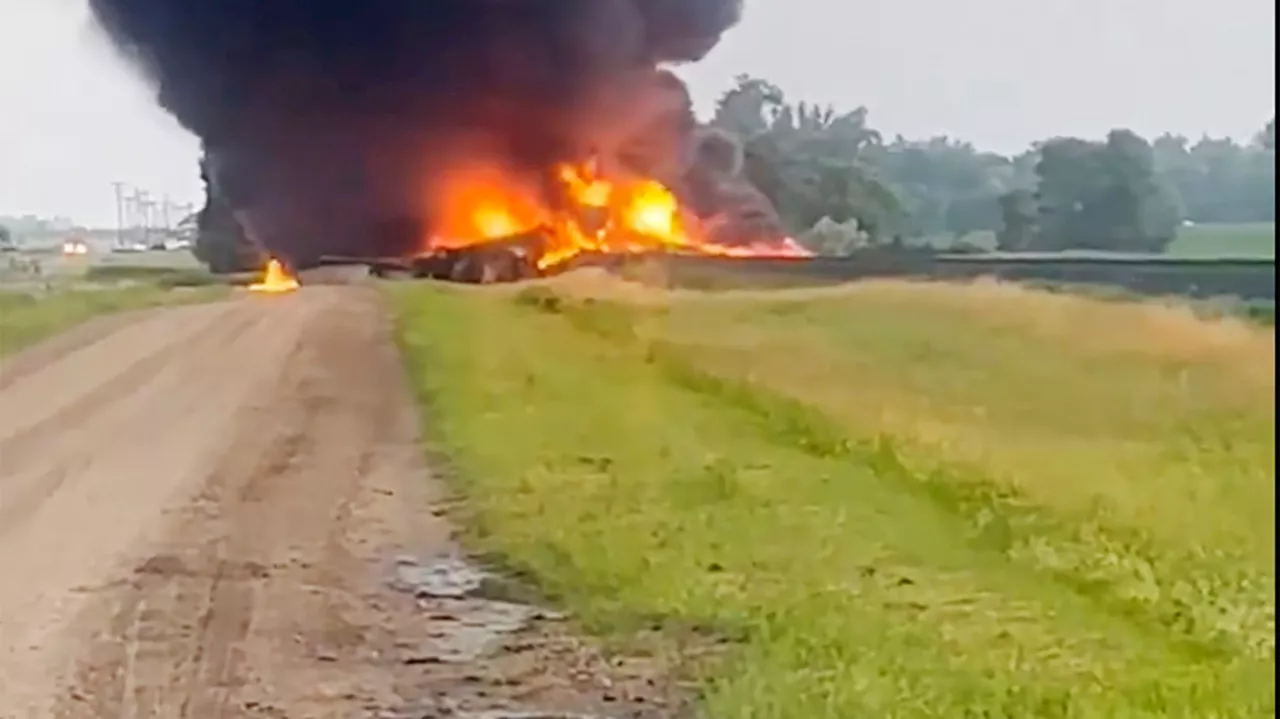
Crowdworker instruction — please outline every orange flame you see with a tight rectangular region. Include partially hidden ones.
[558,163,611,208]
[249,258,300,293]
[424,160,811,272]
[431,165,545,247]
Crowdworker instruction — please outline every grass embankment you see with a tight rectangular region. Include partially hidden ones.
[389,274,1275,718]
[0,285,225,357]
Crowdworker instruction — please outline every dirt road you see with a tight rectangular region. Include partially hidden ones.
[0,287,677,719]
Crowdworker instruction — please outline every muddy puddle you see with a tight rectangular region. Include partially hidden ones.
[392,554,561,666]
[387,554,637,719]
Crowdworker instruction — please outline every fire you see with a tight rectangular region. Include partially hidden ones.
[424,159,810,272]
[621,180,681,238]
[558,163,611,208]
[249,258,300,294]
[431,165,545,247]
[473,203,524,239]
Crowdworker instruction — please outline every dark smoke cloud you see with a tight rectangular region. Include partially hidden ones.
[90,0,744,262]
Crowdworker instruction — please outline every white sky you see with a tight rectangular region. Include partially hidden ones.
[2,0,1274,227]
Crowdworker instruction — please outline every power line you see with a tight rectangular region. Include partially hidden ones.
[112,182,198,244]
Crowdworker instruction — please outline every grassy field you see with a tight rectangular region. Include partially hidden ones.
[0,248,234,357]
[936,222,1275,258]
[1170,223,1276,258]
[0,285,226,358]
[389,272,1275,718]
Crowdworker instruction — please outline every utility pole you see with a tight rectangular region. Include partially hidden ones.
[142,198,154,245]
[132,189,150,245]
[113,181,126,247]
[175,202,196,240]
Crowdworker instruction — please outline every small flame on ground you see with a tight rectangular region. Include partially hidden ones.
[425,160,812,272]
[249,258,300,293]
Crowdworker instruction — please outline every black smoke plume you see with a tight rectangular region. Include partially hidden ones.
[89,0,747,264]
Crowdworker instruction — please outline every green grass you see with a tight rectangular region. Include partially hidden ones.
[0,285,225,357]
[389,275,1275,718]
[1169,223,1275,258]
[921,222,1275,258]
[82,263,224,287]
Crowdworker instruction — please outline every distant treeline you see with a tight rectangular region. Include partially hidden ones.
[709,76,1275,255]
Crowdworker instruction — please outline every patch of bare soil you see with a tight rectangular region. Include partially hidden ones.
[0,287,685,719]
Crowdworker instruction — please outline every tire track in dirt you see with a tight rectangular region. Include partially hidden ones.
[0,294,312,717]
[0,302,247,464]
[0,286,686,719]
[0,307,259,540]
[0,309,142,392]
[39,287,448,719]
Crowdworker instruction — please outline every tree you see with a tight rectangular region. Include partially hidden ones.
[945,195,1002,240]
[1031,137,1092,250]
[711,74,785,137]
[708,75,902,243]
[1028,131,1177,252]
[1151,128,1274,224]
[1092,129,1179,252]
[868,136,1013,238]
[996,190,1038,251]
[1258,118,1275,151]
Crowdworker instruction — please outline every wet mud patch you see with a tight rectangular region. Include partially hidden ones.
[383,554,693,719]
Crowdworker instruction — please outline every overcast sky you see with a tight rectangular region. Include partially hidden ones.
[1,0,1274,227]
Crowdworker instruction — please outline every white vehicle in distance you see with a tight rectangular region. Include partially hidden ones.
[61,238,90,256]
